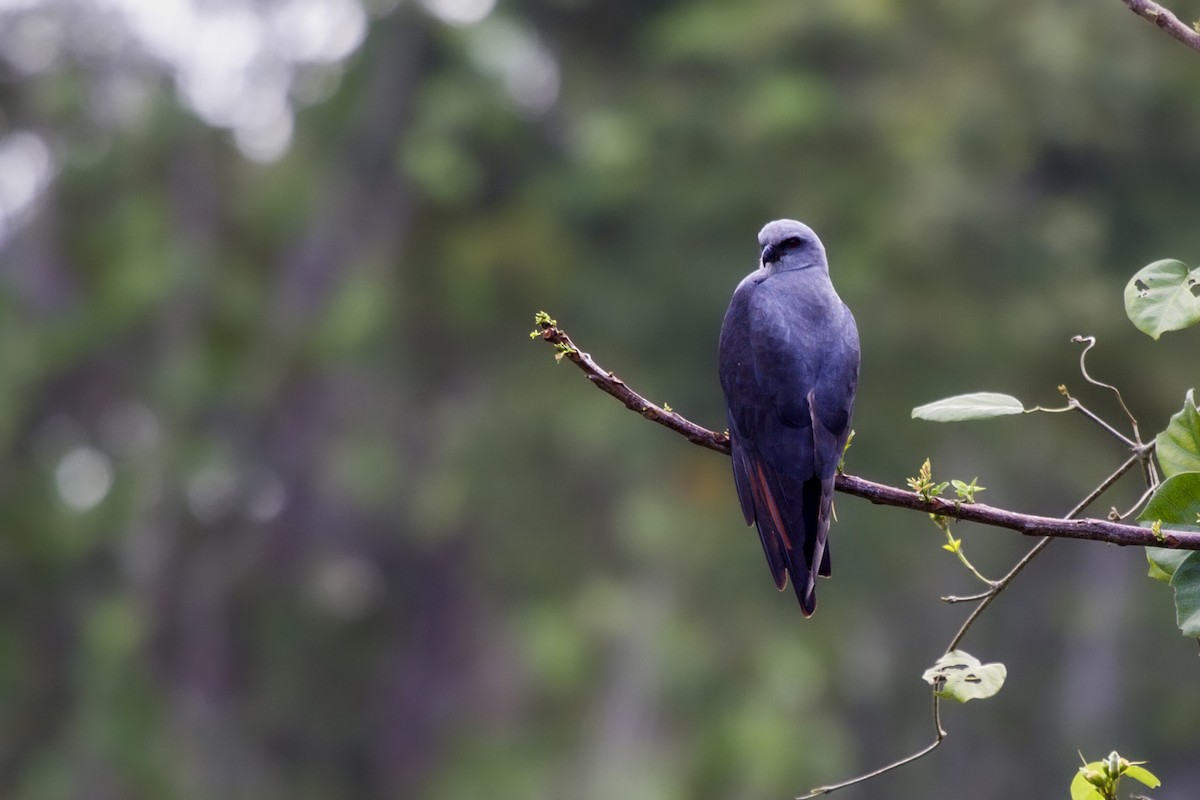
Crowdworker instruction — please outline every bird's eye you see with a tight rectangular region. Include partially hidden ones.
[782,236,803,249]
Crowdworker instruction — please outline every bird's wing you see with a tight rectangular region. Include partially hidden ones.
[803,307,860,583]
[809,307,860,480]
[728,426,788,590]
[739,419,824,614]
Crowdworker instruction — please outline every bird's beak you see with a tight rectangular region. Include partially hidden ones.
[761,243,779,265]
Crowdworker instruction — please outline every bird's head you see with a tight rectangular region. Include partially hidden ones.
[758,219,827,273]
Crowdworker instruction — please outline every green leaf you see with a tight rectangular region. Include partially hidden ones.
[1124,259,1200,339]
[1139,473,1200,537]
[1069,768,1105,800]
[1123,763,1161,788]
[1147,546,1192,583]
[1170,554,1200,637]
[1139,474,1200,636]
[951,477,985,502]
[921,650,1006,702]
[1156,389,1200,477]
[1140,470,1200,584]
[1070,755,1160,800]
[911,393,1025,422]
[1139,472,1200,528]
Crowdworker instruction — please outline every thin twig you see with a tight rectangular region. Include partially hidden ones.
[798,696,946,799]
[946,537,1053,651]
[942,588,992,604]
[1069,335,1159,487]
[1072,336,1141,437]
[1111,483,1159,521]
[1065,394,1138,450]
[534,317,1200,551]
[1120,0,1200,55]
[1072,450,1149,518]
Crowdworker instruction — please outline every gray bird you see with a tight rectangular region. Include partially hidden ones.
[718,220,860,616]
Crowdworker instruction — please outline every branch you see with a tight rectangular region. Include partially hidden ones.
[835,474,1200,548]
[533,315,1200,551]
[533,314,731,453]
[1121,0,1200,54]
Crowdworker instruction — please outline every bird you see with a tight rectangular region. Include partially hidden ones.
[718,219,860,616]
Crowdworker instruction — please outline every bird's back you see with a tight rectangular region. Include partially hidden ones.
[719,248,859,615]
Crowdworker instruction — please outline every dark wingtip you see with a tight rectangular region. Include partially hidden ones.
[792,576,818,617]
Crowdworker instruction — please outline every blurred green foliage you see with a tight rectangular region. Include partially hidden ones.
[2,1,1200,799]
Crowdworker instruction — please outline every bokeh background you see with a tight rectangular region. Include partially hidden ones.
[1,0,1199,798]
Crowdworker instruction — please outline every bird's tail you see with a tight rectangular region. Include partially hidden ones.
[786,476,832,615]
[738,451,835,617]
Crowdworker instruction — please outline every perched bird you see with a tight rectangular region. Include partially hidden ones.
[718,220,860,616]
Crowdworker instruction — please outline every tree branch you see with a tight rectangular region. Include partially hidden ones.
[533,315,1200,551]
[1121,0,1200,55]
